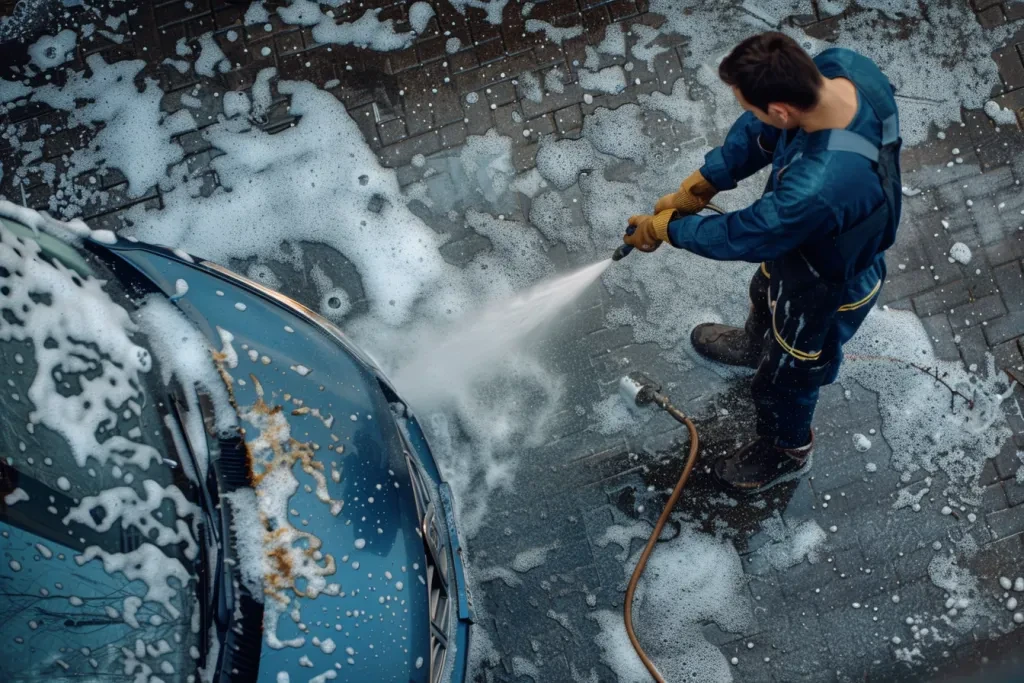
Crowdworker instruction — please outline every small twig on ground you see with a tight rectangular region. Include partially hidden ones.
[847,354,974,410]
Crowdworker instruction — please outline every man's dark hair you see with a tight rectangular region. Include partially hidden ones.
[718,32,822,112]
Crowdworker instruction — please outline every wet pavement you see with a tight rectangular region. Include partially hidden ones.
[2,0,1024,681]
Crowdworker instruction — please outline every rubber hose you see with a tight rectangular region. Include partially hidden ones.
[623,405,700,683]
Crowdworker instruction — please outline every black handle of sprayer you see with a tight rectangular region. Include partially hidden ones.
[613,203,724,261]
[613,226,636,261]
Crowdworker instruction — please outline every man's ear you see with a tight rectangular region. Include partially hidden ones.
[765,103,790,126]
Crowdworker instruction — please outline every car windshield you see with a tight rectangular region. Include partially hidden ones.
[0,217,215,681]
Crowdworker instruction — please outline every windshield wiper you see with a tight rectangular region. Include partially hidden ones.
[172,385,265,681]
[168,390,234,671]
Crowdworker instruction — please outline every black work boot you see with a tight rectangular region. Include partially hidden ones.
[712,431,814,494]
[690,323,763,368]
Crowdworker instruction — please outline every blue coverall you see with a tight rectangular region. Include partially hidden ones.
[665,48,903,447]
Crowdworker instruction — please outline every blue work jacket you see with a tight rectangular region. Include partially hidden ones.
[666,48,902,313]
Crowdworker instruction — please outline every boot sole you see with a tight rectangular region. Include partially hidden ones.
[711,452,814,496]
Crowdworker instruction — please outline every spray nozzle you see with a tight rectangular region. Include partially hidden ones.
[613,224,637,261]
[619,372,663,407]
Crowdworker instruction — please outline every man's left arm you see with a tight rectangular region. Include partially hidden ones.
[662,164,831,263]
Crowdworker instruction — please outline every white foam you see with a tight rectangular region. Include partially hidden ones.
[250,67,277,119]
[984,100,1018,126]
[594,520,654,562]
[244,1,270,25]
[64,480,202,560]
[223,91,251,119]
[579,66,627,94]
[31,56,195,211]
[458,130,515,204]
[195,32,230,76]
[136,297,238,478]
[124,80,452,328]
[534,137,602,190]
[511,543,557,572]
[408,2,435,33]
[545,67,565,94]
[949,242,972,265]
[4,488,28,505]
[76,544,192,619]
[592,527,753,683]
[223,489,265,602]
[630,24,670,70]
[529,190,590,251]
[0,78,32,104]
[596,22,626,57]
[278,0,325,27]
[311,10,414,51]
[843,309,1014,497]
[525,19,583,44]
[754,517,827,570]
[591,392,655,435]
[926,552,991,635]
[519,70,543,104]
[27,29,76,71]
[582,104,649,163]
[853,433,872,452]
[0,205,158,471]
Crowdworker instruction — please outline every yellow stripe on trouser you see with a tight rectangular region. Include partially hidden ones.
[771,313,822,361]
[837,279,882,311]
[762,263,880,360]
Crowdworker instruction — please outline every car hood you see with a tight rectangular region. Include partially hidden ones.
[99,242,432,683]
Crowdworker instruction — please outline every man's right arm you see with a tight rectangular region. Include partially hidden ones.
[699,111,780,192]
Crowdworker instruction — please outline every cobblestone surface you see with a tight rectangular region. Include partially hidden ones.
[2,0,1024,682]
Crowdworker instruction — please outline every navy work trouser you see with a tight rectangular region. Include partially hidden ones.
[744,265,877,448]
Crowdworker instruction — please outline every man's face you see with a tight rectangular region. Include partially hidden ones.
[732,86,799,130]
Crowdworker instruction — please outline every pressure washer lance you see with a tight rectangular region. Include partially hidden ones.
[618,372,701,683]
[612,204,725,261]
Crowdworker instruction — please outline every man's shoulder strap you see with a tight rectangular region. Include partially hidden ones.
[825,129,879,162]
[817,52,900,146]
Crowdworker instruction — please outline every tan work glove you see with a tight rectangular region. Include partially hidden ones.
[623,210,677,252]
[654,170,718,215]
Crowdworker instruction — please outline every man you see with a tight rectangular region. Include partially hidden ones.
[622,32,902,493]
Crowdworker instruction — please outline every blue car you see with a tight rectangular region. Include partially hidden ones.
[0,203,472,682]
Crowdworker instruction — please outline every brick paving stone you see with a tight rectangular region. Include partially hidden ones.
[984,232,1024,265]
[919,314,961,361]
[1007,1,1024,21]
[993,435,1024,480]
[554,103,583,135]
[995,44,1024,91]
[985,311,1024,346]
[377,116,408,146]
[985,502,1024,541]
[912,281,973,317]
[879,268,938,305]
[947,293,1008,331]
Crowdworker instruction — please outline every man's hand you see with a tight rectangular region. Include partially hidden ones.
[623,211,676,252]
[654,170,718,215]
